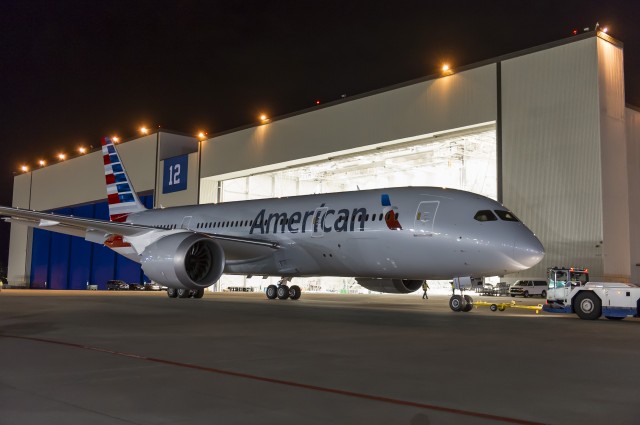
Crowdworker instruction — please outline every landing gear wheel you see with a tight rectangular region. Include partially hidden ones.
[462,295,474,312]
[490,304,498,312]
[449,295,464,312]
[574,292,601,320]
[289,285,301,300]
[167,288,178,298]
[177,288,190,298]
[266,285,278,300]
[277,285,290,300]
[193,288,205,299]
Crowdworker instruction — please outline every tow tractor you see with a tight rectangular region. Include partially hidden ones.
[542,267,640,320]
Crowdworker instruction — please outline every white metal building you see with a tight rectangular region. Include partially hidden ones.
[8,31,640,290]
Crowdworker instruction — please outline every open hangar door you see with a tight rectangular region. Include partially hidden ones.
[201,124,497,293]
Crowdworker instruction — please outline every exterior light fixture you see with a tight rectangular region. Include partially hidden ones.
[260,114,269,124]
[602,27,609,33]
[197,131,207,140]
[20,165,29,172]
[112,136,120,143]
[58,153,66,161]
[140,126,149,135]
[78,147,87,154]
[38,160,46,167]
[441,64,453,76]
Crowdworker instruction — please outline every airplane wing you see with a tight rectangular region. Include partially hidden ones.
[0,206,279,261]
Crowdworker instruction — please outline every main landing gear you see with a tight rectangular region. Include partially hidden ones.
[166,287,205,299]
[266,278,301,301]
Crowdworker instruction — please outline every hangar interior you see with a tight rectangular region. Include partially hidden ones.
[202,124,496,292]
[7,31,640,292]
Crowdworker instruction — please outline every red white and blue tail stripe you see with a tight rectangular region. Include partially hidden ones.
[101,137,146,222]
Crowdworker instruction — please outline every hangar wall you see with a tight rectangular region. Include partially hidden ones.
[627,106,640,282]
[201,65,497,180]
[501,37,603,279]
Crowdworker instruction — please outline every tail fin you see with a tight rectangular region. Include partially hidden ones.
[101,137,147,222]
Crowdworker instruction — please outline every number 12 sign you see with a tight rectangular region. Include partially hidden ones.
[163,155,188,193]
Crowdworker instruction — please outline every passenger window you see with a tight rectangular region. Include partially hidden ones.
[494,210,519,222]
[474,210,498,222]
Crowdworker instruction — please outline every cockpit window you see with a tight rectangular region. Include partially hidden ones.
[494,210,520,222]
[474,210,498,222]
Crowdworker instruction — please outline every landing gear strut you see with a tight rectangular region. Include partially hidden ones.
[449,277,474,313]
[266,278,301,301]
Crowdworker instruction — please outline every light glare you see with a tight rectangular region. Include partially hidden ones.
[140,126,149,135]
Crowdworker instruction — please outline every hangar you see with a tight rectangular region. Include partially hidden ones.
[7,30,640,291]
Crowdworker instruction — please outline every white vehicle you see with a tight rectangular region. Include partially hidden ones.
[543,267,640,320]
[509,280,547,298]
[0,137,544,307]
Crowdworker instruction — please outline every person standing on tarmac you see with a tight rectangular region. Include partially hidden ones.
[422,281,430,299]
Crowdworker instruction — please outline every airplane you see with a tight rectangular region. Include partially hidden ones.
[0,137,544,311]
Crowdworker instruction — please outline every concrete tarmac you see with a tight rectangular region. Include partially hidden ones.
[1,289,639,425]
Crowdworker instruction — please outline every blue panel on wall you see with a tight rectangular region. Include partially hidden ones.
[72,204,95,219]
[116,255,143,284]
[30,195,154,290]
[30,228,51,288]
[69,237,92,289]
[49,233,71,289]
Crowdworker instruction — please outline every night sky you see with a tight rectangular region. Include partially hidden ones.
[0,0,639,272]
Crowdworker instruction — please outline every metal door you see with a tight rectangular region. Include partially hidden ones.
[414,201,439,236]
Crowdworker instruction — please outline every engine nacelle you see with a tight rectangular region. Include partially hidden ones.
[141,233,225,290]
[356,278,424,294]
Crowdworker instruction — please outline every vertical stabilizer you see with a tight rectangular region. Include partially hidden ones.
[101,137,146,222]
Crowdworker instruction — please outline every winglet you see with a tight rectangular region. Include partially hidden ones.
[101,137,146,222]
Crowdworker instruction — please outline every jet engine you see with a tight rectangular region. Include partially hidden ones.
[141,233,225,290]
[355,278,424,294]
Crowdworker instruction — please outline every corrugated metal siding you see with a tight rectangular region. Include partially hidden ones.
[597,38,630,281]
[502,38,604,280]
[626,108,640,282]
[201,65,498,179]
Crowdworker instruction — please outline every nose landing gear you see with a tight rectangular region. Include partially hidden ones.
[449,277,474,312]
[449,294,474,312]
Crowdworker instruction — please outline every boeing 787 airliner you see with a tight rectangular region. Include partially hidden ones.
[0,137,544,311]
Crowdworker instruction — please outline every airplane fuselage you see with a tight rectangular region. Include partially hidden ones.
[127,187,544,280]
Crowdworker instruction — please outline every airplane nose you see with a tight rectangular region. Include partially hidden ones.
[514,234,545,269]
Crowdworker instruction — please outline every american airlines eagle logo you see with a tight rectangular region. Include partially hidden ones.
[381,194,402,230]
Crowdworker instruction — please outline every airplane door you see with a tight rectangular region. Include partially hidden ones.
[414,201,439,236]
[312,207,328,237]
[180,216,193,230]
